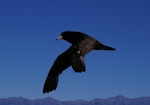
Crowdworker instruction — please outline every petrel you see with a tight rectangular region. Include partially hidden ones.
[43,31,116,93]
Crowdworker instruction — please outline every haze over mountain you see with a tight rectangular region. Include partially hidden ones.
[0,95,150,105]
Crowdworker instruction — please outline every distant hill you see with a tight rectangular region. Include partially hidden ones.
[0,95,150,105]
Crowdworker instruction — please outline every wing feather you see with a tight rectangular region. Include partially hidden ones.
[43,47,72,93]
[71,46,86,72]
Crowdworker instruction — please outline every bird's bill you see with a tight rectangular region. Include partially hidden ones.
[56,35,63,40]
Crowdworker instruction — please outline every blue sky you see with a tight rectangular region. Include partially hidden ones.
[0,0,150,100]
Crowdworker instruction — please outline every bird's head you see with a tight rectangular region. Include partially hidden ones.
[56,31,86,44]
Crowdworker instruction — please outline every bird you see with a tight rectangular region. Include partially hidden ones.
[43,31,116,93]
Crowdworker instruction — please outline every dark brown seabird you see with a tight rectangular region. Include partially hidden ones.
[43,31,116,93]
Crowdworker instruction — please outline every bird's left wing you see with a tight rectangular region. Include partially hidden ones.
[43,47,72,93]
[71,46,86,72]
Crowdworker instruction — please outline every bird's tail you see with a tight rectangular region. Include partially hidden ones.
[102,45,116,51]
[95,41,116,51]
[43,73,59,93]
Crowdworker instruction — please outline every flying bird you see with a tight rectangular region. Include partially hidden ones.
[43,31,116,93]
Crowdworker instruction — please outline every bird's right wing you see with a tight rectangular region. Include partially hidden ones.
[43,47,72,93]
[71,46,86,72]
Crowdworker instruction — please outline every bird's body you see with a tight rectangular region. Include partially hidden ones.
[43,31,116,93]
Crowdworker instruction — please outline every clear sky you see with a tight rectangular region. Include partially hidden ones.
[0,0,150,101]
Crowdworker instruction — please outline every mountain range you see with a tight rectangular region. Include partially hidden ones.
[0,95,150,105]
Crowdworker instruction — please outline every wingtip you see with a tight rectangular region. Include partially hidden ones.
[43,89,49,94]
[43,88,56,94]
[43,91,50,94]
[43,73,59,94]
[43,85,57,94]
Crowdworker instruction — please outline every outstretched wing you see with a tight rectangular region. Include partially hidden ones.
[43,47,72,93]
[71,46,86,72]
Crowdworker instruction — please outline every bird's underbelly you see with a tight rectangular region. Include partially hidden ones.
[78,38,95,55]
[79,45,93,56]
